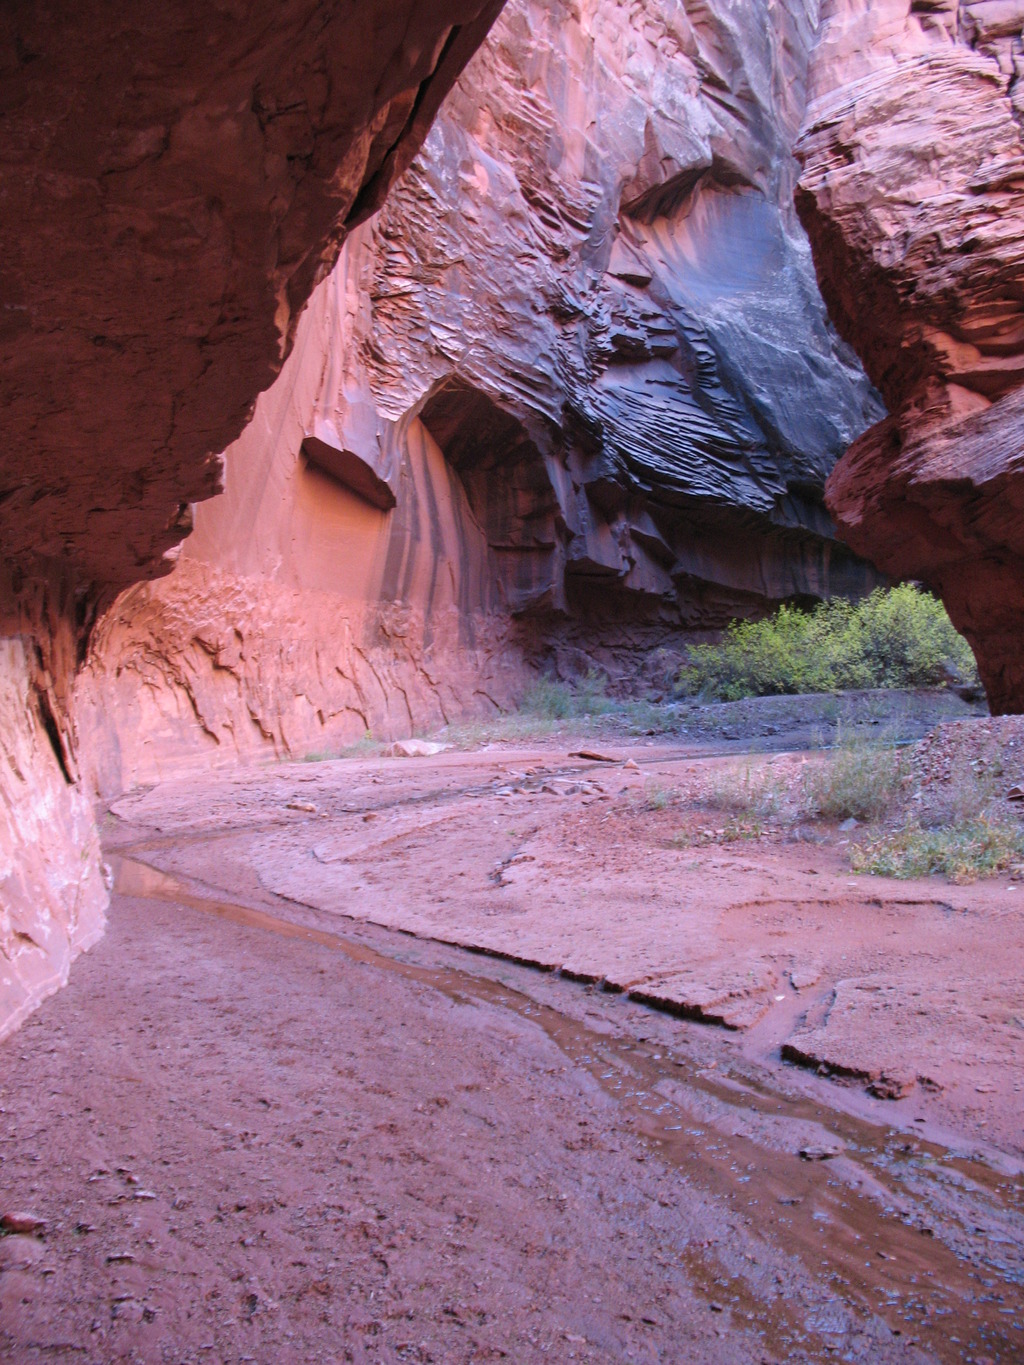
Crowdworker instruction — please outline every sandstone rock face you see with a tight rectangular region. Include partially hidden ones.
[0,0,504,1035]
[0,588,107,1041]
[0,0,503,595]
[796,0,1024,711]
[81,0,883,792]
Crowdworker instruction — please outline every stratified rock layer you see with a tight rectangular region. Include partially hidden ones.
[82,0,883,792]
[796,0,1024,711]
[0,0,504,1033]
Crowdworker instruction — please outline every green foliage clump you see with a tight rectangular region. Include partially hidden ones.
[677,585,979,702]
[851,817,1024,884]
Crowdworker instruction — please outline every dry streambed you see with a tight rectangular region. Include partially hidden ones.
[1,733,1021,1361]
[109,740,1024,1151]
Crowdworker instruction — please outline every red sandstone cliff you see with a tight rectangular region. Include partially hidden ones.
[0,0,504,1037]
[79,0,883,794]
[796,0,1024,712]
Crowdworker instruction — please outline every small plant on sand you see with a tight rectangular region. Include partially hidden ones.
[620,698,682,735]
[720,815,766,842]
[574,669,615,715]
[703,763,787,821]
[676,584,979,701]
[303,731,382,762]
[518,676,575,719]
[852,817,1024,884]
[518,669,614,720]
[643,780,677,811]
[802,732,905,822]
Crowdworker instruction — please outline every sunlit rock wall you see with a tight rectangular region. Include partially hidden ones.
[78,273,532,793]
[81,0,883,793]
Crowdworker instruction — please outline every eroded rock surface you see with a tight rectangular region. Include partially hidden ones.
[0,0,504,1033]
[0,622,106,1042]
[0,0,503,594]
[796,0,1024,710]
[82,0,882,791]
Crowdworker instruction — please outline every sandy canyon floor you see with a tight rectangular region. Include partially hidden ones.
[1,733,1022,1362]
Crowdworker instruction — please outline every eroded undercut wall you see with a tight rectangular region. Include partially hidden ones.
[0,0,506,1035]
[16,0,1017,1039]
[78,0,884,795]
[795,0,1024,712]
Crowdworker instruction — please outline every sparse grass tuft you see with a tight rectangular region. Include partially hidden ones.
[518,676,575,720]
[851,817,1024,883]
[518,670,615,720]
[720,816,766,842]
[643,780,677,811]
[677,584,979,701]
[618,698,683,735]
[802,732,905,822]
[302,732,382,762]
[703,763,787,821]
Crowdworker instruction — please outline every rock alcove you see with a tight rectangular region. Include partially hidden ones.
[1,0,1023,1046]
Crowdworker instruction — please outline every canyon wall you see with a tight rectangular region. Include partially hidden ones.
[796,0,1024,712]
[80,0,884,795]
[0,0,504,1036]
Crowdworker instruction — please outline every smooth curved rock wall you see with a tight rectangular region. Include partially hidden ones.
[0,0,504,1034]
[78,273,531,793]
[796,0,1024,711]
[81,0,884,791]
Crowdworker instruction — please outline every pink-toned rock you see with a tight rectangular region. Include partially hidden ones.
[795,1,1024,710]
[0,0,504,1036]
[0,629,106,1042]
[0,1212,46,1237]
[0,0,503,598]
[80,0,882,789]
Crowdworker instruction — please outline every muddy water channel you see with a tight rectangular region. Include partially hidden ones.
[103,849,1023,1362]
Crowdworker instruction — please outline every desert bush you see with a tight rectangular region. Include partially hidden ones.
[803,733,905,821]
[851,817,1024,883]
[519,670,614,719]
[676,585,979,701]
[912,761,1001,831]
[703,763,787,820]
[643,779,677,811]
[619,698,682,735]
[519,676,575,719]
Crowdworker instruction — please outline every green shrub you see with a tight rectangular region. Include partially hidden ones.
[574,669,614,715]
[519,676,575,719]
[803,735,905,822]
[519,670,614,719]
[852,817,1024,883]
[677,585,979,701]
